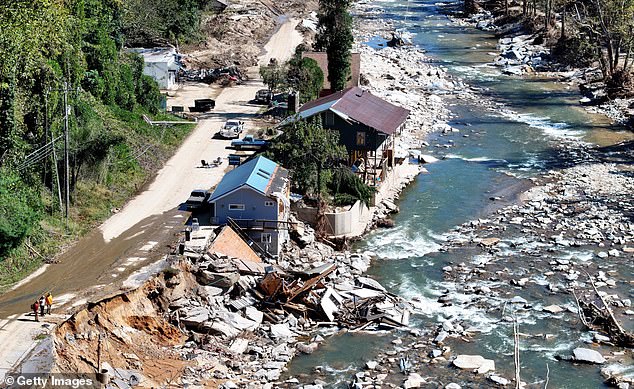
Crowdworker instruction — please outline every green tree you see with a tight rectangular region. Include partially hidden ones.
[0,0,68,161]
[122,0,210,45]
[137,75,162,113]
[259,60,287,93]
[287,57,324,102]
[0,172,41,256]
[569,0,634,95]
[328,167,374,206]
[266,118,346,197]
[69,96,125,191]
[315,0,354,92]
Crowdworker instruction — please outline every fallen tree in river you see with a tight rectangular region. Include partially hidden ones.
[575,274,634,348]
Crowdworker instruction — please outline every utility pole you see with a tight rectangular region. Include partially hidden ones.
[63,82,70,224]
[47,82,76,227]
[45,89,63,214]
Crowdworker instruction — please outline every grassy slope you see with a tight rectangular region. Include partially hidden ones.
[0,102,194,292]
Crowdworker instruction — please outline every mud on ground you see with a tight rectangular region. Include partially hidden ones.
[183,0,317,69]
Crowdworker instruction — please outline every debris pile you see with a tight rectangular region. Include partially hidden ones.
[180,66,246,84]
[158,230,413,386]
[578,282,634,348]
[178,248,412,336]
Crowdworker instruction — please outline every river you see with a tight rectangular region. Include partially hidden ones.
[286,0,634,387]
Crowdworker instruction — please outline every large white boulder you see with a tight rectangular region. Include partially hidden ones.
[453,354,496,374]
[573,348,606,364]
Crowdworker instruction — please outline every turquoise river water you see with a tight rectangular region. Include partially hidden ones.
[286,0,634,387]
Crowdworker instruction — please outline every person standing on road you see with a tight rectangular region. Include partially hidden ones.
[39,295,46,317]
[45,293,53,315]
[32,300,39,322]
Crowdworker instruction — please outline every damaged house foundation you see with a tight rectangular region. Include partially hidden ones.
[38,210,412,388]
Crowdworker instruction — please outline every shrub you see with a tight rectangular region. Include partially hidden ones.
[606,70,634,98]
[0,172,41,257]
[137,75,162,113]
[328,168,374,206]
[552,36,597,67]
[287,57,324,103]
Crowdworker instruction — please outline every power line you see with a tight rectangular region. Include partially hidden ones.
[16,135,63,171]
[16,150,53,171]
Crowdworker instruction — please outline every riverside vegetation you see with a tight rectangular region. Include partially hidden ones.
[0,0,218,290]
[460,0,634,101]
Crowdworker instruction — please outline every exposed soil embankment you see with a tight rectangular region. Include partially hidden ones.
[50,225,414,388]
[54,269,196,386]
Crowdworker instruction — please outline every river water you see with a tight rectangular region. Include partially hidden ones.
[287,0,634,387]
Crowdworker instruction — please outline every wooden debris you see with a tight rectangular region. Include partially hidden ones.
[577,275,634,348]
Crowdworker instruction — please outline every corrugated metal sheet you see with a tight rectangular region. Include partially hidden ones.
[209,156,287,202]
[296,87,409,135]
[331,87,409,135]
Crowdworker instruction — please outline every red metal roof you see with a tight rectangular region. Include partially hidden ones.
[298,87,409,135]
[298,88,348,112]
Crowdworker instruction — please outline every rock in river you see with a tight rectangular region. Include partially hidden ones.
[573,348,606,364]
[403,372,426,388]
[453,354,496,374]
[543,304,564,314]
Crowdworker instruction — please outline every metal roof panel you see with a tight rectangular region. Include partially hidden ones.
[209,156,281,202]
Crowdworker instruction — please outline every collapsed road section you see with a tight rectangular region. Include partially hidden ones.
[14,223,413,387]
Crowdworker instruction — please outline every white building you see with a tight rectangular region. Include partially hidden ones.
[129,47,180,89]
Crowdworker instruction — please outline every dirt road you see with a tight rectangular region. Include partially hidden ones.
[101,17,302,242]
[0,18,302,380]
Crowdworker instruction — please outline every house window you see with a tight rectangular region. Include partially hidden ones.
[261,233,272,243]
[265,201,275,207]
[325,111,335,126]
[356,131,366,146]
[229,204,245,211]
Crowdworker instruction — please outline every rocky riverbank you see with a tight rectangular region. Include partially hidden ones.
[303,4,634,389]
[334,138,634,389]
[36,10,473,389]
[446,7,634,129]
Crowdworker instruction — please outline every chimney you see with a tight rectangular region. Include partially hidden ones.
[288,91,300,114]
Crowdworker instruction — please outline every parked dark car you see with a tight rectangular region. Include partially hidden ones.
[189,99,216,112]
[185,189,209,210]
[255,89,273,104]
[231,135,268,150]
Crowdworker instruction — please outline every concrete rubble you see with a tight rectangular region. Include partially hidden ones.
[143,222,414,387]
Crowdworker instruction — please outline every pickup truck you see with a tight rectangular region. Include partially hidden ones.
[185,189,209,210]
[231,135,268,150]
[218,120,244,139]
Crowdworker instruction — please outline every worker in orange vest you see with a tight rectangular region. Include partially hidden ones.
[45,293,53,315]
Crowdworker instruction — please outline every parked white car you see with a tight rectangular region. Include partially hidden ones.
[219,120,244,139]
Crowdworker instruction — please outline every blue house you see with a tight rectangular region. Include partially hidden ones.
[208,156,290,256]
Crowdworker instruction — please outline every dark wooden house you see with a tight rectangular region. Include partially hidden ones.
[280,87,409,186]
